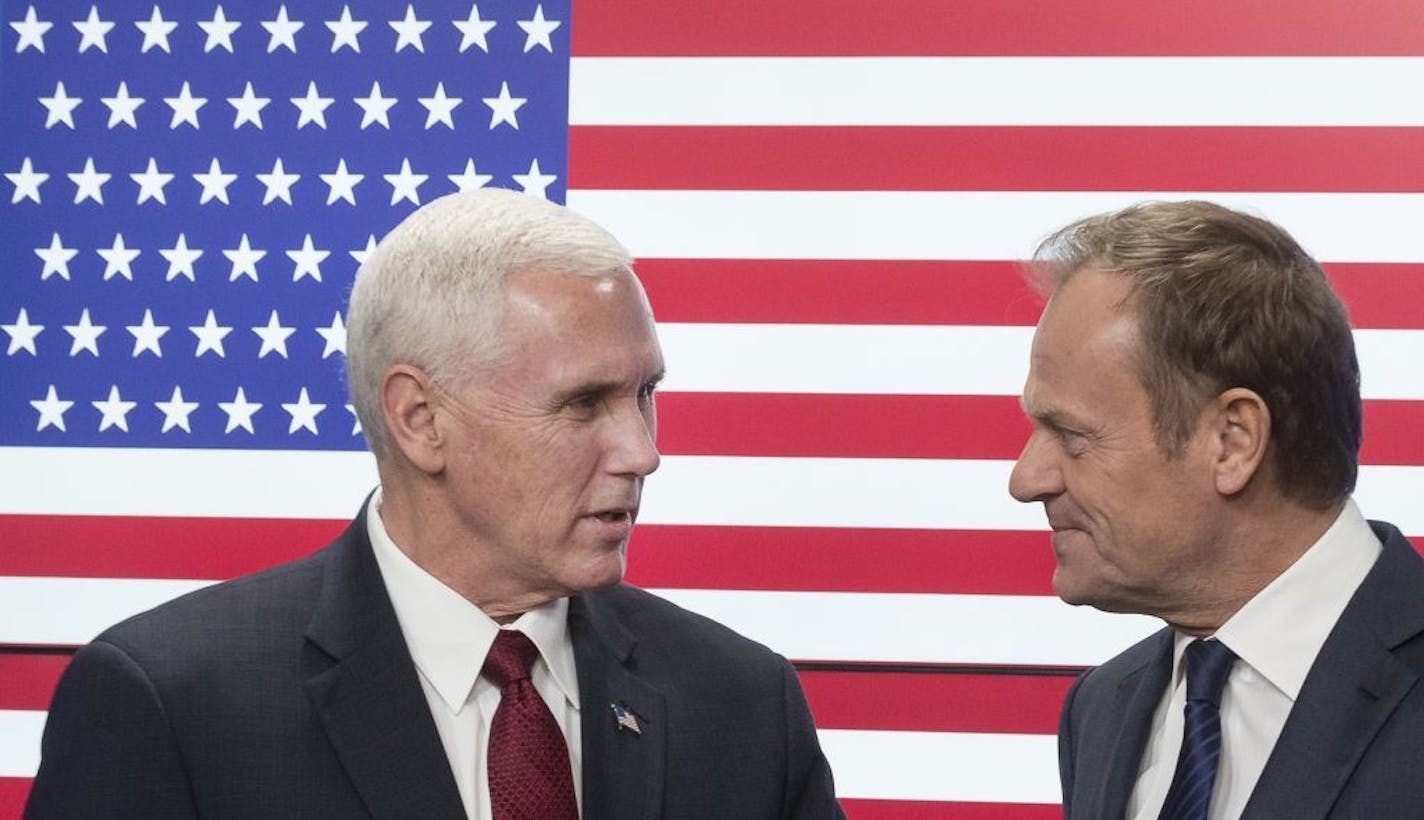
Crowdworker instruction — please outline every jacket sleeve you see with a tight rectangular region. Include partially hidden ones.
[25,639,198,819]
[779,658,845,819]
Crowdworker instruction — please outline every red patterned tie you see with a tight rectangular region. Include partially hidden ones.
[483,630,578,820]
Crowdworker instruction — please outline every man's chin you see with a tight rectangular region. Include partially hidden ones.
[563,550,627,594]
[1052,577,1145,615]
[1052,571,1106,610]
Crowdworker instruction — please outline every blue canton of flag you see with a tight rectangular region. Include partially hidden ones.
[1,0,571,450]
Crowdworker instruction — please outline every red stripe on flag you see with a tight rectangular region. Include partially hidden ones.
[571,127,1423,193]
[660,394,1423,466]
[646,260,1048,328]
[658,394,1031,460]
[17,519,1417,593]
[0,788,1062,818]
[572,0,1424,56]
[13,515,1412,592]
[1,515,1058,595]
[626,527,1057,595]
[0,778,32,820]
[571,0,1424,57]
[0,515,342,580]
[799,669,1072,734]
[0,654,1072,735]
[1329,264,1424,330]
[638,258,1424,331]
[0,654,68,711]
[640,259,1046,326]
[1362,401,1424,465]
[840,800,1061,819]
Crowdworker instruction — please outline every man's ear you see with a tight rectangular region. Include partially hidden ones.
[1210,387,1270,497]
[381,364,446,475]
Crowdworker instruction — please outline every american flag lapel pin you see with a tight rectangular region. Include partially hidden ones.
[611,702,642,735]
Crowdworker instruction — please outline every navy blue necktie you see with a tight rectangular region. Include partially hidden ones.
[1159,639,1237,820]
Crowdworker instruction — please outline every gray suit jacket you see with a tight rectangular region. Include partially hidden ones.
[26,506,843,819]
[1058,520,1424,819]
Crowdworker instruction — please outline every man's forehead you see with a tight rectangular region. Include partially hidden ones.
[1037,270,1140,349]
[1024,271,1145,406]
[504,267,645,313]
[488,271,662,378]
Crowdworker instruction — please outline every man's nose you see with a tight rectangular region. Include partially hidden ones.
[606,401,660,477]
[1009,430,1062,503]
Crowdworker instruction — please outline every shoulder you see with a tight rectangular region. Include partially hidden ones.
[1068,627,1171,706]
[580,583,794,680]
[88,539,337,672]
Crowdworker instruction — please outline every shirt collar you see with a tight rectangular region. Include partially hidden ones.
[1184,498,1380,701]
[365,489,581,713]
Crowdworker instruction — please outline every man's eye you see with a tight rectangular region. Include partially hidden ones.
[567,394,601,411]
[1056,427,1089,454]
[637,383,657,408]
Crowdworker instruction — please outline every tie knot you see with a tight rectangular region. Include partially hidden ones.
[1184,639,1237,707]
[483,630,539,689]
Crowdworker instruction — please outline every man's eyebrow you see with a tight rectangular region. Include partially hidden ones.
[561,380,620,397]
[560,371,665,398]
[1023,401,1080,429]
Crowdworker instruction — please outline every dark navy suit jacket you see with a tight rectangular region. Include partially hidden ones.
[26,506,844,819]
[1058,521,1424,819]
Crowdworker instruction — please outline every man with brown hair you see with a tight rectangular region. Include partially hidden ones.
[1009,201,1424,818]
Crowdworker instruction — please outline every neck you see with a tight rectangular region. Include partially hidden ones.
[1162,497,1344,636]
[375,476,563,623]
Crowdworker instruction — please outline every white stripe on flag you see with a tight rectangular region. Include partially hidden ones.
[569,57,1424,127]
[1352,332,1424,400]
[653,588,1159,666]
[4,449,1424,535]
[0,577,213,647]
[820,728,1061,804]
[0,710,46,778]
[567,190,1424,264]
[0,447,377,520]
[0,578,1156,664]
[4,449,1422,535]
[1,712,1057,806]
[643,456,1044,530]
[657,324,1424,401]
[658,325,1032,396]
[9,324,1421,410]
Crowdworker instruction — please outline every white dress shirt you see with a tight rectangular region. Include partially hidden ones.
[366,490,583,820]
[1128,499,1381,820]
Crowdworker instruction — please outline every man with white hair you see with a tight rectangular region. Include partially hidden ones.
[29,189,843,819]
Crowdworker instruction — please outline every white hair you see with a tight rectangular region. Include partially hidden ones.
[345,188,634,455]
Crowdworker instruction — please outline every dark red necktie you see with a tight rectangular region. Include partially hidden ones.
[483,630,578,820]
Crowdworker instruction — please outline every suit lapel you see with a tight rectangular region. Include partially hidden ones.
[1093,631,1173,819]
[303,512,466,820]
[570,590,667,820]
[1243,524,1424,819]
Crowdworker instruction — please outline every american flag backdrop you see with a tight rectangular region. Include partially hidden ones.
[3,1,1424,816]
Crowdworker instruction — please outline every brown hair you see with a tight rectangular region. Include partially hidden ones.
[1032,200,1361,509]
